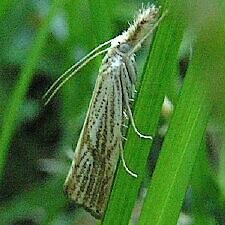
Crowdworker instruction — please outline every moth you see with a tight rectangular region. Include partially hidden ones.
[43,4,165,219]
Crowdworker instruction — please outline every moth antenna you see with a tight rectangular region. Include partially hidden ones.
[120,142,137,178]
[44,47,110,106]
[43,39,112,102]
[128,10,168,57]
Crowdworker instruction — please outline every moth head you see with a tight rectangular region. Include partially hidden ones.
[111,35,132,54]
[118,42,132,54]
[124,4,160,52]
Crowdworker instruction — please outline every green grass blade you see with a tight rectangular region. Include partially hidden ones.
[102,2,185,224]
[138,42,210,225]
[138,1,225,224]
[192,139,217,225]
[0,0,15,20]
[0,0,63,181]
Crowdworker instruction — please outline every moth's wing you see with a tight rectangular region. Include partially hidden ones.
[64,61,123,219]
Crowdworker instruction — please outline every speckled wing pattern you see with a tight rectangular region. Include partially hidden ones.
[64,51,137,218]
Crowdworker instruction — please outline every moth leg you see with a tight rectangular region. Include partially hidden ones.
[126,56,137,84]
[122,136,127,141]
[121,64,152,140]
[119,141,137,178]
[126,101,152,139]
[126,57,137,99]
[123,111,129,120]
[122,124,128,128]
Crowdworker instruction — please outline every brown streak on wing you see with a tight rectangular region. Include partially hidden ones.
[64,61,123,219]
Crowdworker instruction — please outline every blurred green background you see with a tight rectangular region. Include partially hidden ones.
[0,0,225,225]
